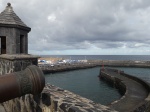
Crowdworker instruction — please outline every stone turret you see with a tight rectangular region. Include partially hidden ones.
[0,3,39,73]
[0,3,40,111]
[0,3,31,54]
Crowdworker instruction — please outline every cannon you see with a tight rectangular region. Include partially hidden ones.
[0,65,45,103]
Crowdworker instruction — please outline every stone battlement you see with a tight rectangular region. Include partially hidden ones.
[37,84,117,112]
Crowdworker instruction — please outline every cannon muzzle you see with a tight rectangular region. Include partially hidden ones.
[0,65,45,103]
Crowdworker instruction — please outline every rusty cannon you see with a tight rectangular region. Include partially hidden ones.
[0,65,45,103]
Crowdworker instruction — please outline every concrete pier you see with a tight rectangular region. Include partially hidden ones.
[39,63,97,74]
[39,60,150,74]
[100,68,150,112]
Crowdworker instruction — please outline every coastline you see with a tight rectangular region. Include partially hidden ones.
[40,57,150,111]
[39,59,150,74]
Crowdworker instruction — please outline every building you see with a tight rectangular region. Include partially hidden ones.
[0,3,31,54]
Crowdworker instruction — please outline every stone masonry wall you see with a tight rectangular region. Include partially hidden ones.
[36,84,117,112]
[0,56,38,112]
[0,58,34,75]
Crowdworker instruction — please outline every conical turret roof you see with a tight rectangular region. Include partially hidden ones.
[0,3,31,31]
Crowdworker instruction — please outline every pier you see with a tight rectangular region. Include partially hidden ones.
[39,63,97,74]
[100,68,150,112]
[39,60,150,74]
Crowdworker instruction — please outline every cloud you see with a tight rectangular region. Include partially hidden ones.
[0,0,150,54]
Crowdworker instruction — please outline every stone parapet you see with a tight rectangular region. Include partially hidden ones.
[1,84,117,112]
[0,54,39,60]
[39,84,117,112]
[0,54,39,74]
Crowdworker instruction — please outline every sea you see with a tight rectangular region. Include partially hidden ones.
[44,55,150,105]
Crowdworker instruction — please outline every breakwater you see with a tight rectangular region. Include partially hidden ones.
[39,63,97,74]
[39,60,150,74]
[100,68,150,112]
[89,60,150,67]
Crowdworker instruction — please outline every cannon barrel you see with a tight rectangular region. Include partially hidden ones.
[0,65,45,103]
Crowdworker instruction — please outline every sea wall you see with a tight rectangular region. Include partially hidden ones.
[39,63,97,74]
[100,68,150,112]
[39,60,150,74]
[120,71,150,112]
[89,60,150,68]
[100,70,126,95]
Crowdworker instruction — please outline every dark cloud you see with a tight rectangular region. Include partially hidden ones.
[0,0,150,54]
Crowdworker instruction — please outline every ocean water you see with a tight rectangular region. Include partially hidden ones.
[45,67,122,105]
[44,55,150,105]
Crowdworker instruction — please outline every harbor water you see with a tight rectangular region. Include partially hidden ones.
[45,55,150,105]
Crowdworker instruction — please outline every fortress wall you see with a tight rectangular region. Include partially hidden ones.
[0,58,35,75]
[0,56,39,112]
[30,84,117,112]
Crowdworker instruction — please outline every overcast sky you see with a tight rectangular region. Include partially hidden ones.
[1,0,150,55]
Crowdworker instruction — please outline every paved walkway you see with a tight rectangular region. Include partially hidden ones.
[103,69,149,112]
